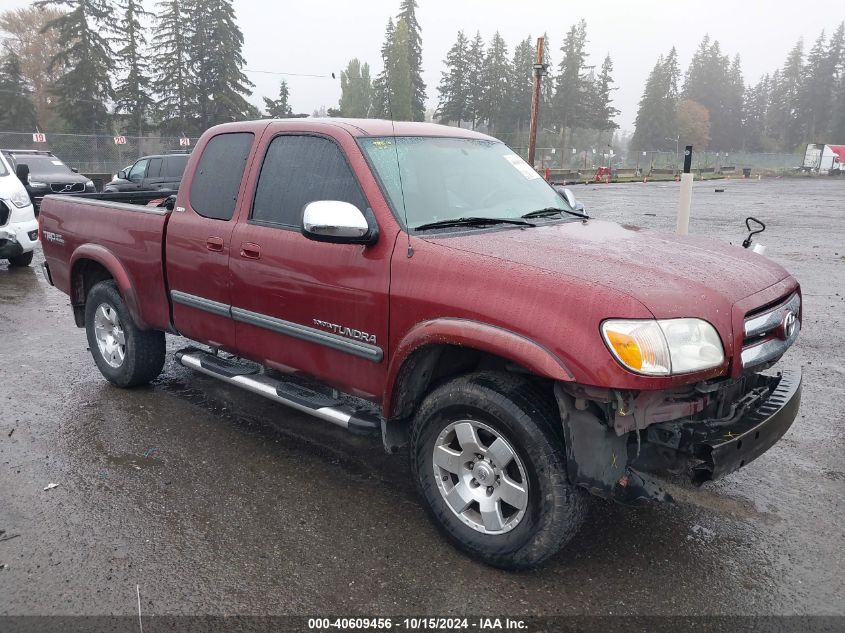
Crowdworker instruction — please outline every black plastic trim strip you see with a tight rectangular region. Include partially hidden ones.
[231,306,383,362]
[170,290,232,319]
[169,290,383,362]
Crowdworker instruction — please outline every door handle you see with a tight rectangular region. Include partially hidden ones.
[206,237,224,252]
[240,242,261,260]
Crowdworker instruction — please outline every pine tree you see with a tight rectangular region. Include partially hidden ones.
[801,27,843,140]
[466,31,485,129]
[768,40,805,150]
[153,0,191,135]
[373,17,414,121]
[831,22,845,141]
[435,31,470,125]
[0,50,37,129]
[114,0,154,135]
[371,18,395,118]
[397,0,425,121]
[683,36,737,150]
[630,48,679,151]
[507,36,535,134]
[591,54,619,132]
[553,20,591,153]
[187,0,254,131]
[37,0,116,132]
[338,59,372,118]
[479,32,511,134]
[264,80,293,118]
[743,75,772,152]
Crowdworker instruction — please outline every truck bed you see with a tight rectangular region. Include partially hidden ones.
[39,194,174,332]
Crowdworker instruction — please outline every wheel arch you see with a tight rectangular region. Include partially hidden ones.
[69,245,146,329]
[383,318,574,420]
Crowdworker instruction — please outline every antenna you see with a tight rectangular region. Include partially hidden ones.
[381,53,413,258]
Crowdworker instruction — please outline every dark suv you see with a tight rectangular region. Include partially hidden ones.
[104,152,189,193]
[1,149,95,212]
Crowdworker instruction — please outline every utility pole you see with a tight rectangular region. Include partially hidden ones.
[527,36,547,169]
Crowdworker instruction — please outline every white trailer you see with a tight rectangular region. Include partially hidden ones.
[803,143,844,174]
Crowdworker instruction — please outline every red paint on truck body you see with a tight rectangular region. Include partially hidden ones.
[39,119,800,418]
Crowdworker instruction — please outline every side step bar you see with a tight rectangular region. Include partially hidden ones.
[175,348,381,435]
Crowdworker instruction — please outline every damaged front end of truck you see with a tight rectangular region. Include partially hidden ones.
[554,365,802,504]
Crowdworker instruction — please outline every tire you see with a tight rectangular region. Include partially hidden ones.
[85,280,165,387]
[7,251,34,267]
[410,371,588,570]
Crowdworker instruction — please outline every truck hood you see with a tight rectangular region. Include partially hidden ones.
[425,219,790,317]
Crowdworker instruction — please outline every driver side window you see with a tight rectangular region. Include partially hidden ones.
[128,159,149,181]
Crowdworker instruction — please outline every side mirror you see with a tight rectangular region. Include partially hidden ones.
[117,170,127,180]
[15,163,30,185]
[559,187,587,213]
[302,200,377,245]
[71,167,79,173]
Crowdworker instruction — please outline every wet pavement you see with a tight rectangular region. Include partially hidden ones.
[1,177,843,616]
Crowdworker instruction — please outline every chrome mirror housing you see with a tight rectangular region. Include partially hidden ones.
[302,200,376,245]
[557,186,587,213]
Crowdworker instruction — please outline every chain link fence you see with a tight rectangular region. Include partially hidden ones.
[0,129,804,178]
[0,131,198,176]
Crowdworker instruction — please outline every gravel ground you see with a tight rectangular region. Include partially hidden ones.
[0,177,843,617]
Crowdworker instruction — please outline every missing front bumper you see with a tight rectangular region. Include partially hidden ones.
[633,366,802,485]
[556,366,802,504]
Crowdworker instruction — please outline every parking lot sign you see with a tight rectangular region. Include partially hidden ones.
[179,137,191,147]
[114,136,127,145]
[32,132,46,143]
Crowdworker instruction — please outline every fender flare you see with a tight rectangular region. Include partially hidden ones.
[383,317,574,418]
[69,244,148,329]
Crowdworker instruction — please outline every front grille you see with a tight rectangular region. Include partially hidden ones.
[0,201,9,226]
[50,182,84,193]
[742,293,801,369]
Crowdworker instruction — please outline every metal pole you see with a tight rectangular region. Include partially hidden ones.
[527,37,546,169]
[676,145,694,235]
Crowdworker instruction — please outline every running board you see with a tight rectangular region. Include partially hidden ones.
[175,348,381,435]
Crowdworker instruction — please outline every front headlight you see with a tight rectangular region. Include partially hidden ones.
[10,188,31,208]
[28,180,47,188]
[601,318,724,376]
[85,180,95,188]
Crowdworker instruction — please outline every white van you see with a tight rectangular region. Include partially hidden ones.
[0,151,39,267]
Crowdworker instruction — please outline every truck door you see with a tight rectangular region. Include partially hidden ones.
[166,131,256,352]
[144,157,163,190]
[125,158,148,191]
[229,131,392,401]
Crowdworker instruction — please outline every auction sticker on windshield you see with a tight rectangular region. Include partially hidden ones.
[503,152,540,180]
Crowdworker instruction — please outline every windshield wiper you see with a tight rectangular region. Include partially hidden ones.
[521,206,589,220]
[414,217,536,231]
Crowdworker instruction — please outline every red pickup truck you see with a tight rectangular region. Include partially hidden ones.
[39,119,802,569]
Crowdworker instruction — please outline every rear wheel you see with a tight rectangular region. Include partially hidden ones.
[85,280,165,387]
[410,372,588,569]
[7,251,34,267]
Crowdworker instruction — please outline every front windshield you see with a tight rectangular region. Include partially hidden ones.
[16,154,73,175]
[360,136,571,229]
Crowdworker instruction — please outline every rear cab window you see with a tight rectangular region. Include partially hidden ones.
[190,133,254,220]
[147,157,163,178]
[166,155,189,179]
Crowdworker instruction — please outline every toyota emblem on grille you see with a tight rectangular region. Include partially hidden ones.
[781,311,797,339]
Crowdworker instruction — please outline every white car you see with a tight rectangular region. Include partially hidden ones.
[0,152,39,267]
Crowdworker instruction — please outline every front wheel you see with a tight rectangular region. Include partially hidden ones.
[410,372,588,569]
[85,280,165,387]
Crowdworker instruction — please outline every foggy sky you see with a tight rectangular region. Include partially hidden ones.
[5,0,843,131]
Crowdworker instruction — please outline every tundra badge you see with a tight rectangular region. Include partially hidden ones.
[313,319,377,345]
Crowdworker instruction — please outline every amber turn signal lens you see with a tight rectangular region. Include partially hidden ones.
[605,330,643,370]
